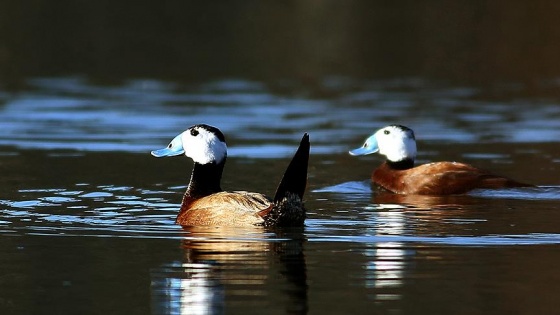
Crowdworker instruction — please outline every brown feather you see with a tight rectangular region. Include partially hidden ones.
[177,191,273,226]
[373,161,532,195]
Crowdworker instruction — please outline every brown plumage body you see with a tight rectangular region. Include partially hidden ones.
[350,125,533,196]
[372,161,532,195]
[177,191,273,226]
[177,191,305,226]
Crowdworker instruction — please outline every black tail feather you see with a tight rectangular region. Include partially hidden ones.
[273,133,310,203]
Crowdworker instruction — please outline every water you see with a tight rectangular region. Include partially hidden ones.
[1,77,560,314]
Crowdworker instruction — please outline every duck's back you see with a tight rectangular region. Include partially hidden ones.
[177,191,273,226]
[374,161,531,195]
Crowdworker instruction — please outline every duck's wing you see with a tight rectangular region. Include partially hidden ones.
[177,191,273,226]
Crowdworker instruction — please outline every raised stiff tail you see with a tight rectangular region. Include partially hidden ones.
[273,133,310,203]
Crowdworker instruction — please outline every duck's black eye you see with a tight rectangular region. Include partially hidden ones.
[190,129,199,137]
[383,130,390,135]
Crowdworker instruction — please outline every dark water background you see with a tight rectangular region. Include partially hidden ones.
[1,2,560,315]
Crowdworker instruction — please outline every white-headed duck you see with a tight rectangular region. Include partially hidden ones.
[152,124,310,227]
[349,125,532,195]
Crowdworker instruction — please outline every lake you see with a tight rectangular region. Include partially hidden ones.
[1,76,560,314]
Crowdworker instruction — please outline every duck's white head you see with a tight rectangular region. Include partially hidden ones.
[151,124,227,165]
[349,125,417,162]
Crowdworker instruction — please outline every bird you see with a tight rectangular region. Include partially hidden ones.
[349,124,532,195]
[151,124,309,227]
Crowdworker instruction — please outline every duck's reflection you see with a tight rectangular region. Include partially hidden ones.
[362,191,478,299]
[151,261,224,314]
[151,226,307,315]
[363,208,406,296]
[373,192,475,211]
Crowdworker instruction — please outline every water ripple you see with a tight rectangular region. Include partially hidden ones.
[306,233,560,246]
[1,77,560,156]
[2,186,559,246]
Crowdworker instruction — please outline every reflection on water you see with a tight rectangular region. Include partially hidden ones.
[152,262,224,315]
[364,210,407,298]
[151,227,307,315]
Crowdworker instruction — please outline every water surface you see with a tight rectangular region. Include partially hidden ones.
[1,78,560,314]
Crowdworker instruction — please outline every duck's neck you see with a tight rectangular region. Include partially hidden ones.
[185,161,224,198]
[386,158,415,170]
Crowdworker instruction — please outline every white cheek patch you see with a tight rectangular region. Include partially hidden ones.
[200,139,227,164]
[377,128,417,162]
[181,130,227,164]
[404,138,417,159]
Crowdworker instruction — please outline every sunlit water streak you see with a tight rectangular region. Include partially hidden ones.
[469,186,560,200]
[2,182,560,246]
[1,77,560,156]
[315,181,560,200]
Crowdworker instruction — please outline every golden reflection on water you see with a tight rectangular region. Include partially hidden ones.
[151,226,308,315]
[372,192,475,211]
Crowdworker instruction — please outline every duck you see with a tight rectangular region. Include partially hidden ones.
[151,124,310,227]
[349,124,532,195]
